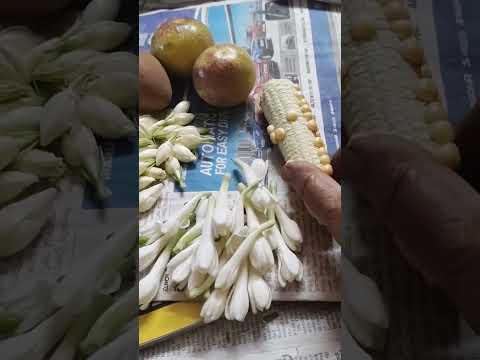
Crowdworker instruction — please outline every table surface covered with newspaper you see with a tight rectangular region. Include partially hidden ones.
[139,0,342,304]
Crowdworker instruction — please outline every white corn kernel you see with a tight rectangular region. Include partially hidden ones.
[261,79,329,170]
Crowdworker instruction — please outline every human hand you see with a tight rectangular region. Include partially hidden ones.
[341,133,480,334]
[281,161,341,241]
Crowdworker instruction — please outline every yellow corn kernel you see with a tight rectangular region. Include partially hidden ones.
[307,120,318,132]
[321,164,333,176]
[416,79,438,103]
[319,154,331,165]
[301,104,311,113]
[429,121,454,144]
[304,112,314,120]
[275,128,286,142]
[269,132,278,144]
[314,137,324,147]
[317,147,328,156]
[424,102,448,124]
[287,111,299,122]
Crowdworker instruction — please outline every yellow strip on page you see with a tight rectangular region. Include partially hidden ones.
[139,302,204,348]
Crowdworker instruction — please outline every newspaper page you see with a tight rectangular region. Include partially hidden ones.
[139,0,342,303]
[343,1,480,358]
[141,302,341,359]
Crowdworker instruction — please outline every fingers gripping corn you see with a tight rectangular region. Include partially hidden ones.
[342,0,460,169]
[260,79,332,175]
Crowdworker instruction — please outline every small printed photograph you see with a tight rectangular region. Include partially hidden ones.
[138,0,341,358]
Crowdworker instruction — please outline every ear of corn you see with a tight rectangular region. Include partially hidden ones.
[260,79,332,175]
[342,0,460,169]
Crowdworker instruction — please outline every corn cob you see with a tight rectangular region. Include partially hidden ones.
[342,0,460,169]
[260,79,332,176]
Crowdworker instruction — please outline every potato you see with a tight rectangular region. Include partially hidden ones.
[139,53,172,114]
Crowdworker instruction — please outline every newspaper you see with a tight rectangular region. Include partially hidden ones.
[413,1,478,122]
[139,0,341,303]
[141,302,341,359]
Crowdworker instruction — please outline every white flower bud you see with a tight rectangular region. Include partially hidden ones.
[0,188,57,257]
[85,72,137,109]
[41,88,76,146]
[172,143,197,163]
[200,288,228,323]
[139,183,163,213]
[139,244,172,310]
[192,197,218,276]
[63,21,131,52]
[0,171,38,205]
[224,261,249,321]
[81,0,121,24]
[0,136,20,171]
[165,157,185,188]
[155,142,172,166]
[139,176,156,191]
[172,101,190,114]
[144,167,166,181]
[11,149,65,178]
[248,265,272,314]
[79,95,135,139]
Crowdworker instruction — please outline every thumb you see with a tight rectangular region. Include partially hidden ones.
[281,161,341,240]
